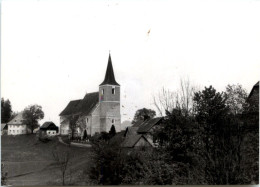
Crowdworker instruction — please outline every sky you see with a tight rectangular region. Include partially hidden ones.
[1,0,260,126]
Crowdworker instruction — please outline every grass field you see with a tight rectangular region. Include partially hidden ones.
[1,134,94,186]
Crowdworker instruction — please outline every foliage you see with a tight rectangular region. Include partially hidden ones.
[193,86,249,184]
[1,98,13,123]
[23,105,44,134]
[89,139,123,185]
[88,84,258,185]
[132,108,156,125]
[109,125,116,137]
[193,86,228,125]
[153,108,206,184]
[225,84,248,114]
[1,163,8,186]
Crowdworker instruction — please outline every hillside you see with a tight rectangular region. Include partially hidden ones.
[1,135,94,185]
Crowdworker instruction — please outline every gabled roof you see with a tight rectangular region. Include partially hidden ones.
[7,112,25,125]
[137,117,163,133]
[109,131,126,146]
[132,120,144,127]
[40,121,58,129]
[59,92,99,116]
[248,81,259,99]
[124,126,139,136]
[100,54,120,86]
[121,134,152,148]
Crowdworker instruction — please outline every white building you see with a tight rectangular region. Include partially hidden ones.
[7,113,29,135]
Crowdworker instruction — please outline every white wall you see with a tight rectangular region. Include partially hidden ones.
[8,124,27,135]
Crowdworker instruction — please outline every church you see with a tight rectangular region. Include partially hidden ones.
[59,54,121,136]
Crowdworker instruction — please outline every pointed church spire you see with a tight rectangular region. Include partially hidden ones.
[100,53,120,86]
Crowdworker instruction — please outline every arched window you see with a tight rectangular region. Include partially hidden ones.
[112,87,115,95]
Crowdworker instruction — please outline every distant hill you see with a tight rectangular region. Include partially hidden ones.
[121,120,132,130]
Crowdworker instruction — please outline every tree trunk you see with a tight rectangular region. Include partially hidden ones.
[62,172,65,185]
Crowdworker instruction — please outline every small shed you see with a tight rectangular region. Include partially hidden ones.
[40,122,59,137]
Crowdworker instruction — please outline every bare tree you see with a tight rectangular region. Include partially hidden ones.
[153,87,176,116]
[153,78,198,116]
[179,78,197,116]
[52,149,72,186]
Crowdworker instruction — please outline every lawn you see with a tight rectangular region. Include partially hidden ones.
[1,134,94,186]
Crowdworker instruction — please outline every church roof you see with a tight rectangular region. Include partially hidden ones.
[59,92,99,116]
[100,54,120,86]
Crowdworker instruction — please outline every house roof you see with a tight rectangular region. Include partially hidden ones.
[100,54,120,86]
[137,117,163,133]
[59,92,99,116]
[132,120,144,127]
[124,126,139,136]
[248,81,259,99]
[7,112,25,125]
[121,134,152,148]
[109,130,126,146]
[40,121,58,129]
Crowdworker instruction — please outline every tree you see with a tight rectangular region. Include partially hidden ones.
[109,125,116,137]
[193,86,244,184]
[225,84,248,115]
[83,129,87,140]
[23,105,44,134]
[193,86,228,125]
[132,108,156,125]
[90,139,123,185]
[153,108,206,184]
[153,78,198,117]
[68,115,79,140]
[1,98,13,123]
[52,148,72,185]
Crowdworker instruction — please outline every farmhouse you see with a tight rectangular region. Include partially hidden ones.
[39,121,59,136]
[7,112,29,135]
[111,117,163,148]
[59,54,121,136]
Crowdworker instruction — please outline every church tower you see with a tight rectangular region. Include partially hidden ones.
[99,53,121,133]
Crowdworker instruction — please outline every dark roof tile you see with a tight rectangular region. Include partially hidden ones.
[137,117,163,133]
[59,92,99,116]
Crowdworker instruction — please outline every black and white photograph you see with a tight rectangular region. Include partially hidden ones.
[1,0,259,185]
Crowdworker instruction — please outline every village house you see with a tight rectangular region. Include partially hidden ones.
[39,121,59,137]
[7,112,30,135]
[59,54,121,137]
[111,117,163,149]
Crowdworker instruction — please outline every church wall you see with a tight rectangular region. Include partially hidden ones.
[99,102,121,117]
[104,117,121,133]
[91,115,101,135]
